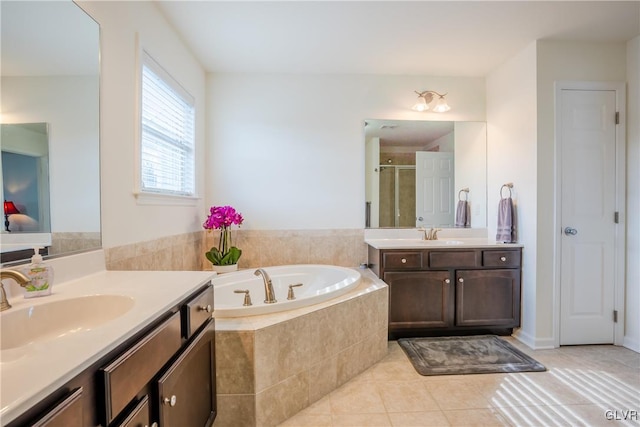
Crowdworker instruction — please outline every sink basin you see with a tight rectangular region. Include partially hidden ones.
[0,295,135,351]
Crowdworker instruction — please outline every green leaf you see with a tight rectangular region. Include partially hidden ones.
[25,284,37,292]
[205,246,242,265]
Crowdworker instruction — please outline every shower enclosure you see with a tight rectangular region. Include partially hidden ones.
[378,165,416,228]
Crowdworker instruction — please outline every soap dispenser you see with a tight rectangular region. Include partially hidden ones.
[21,247,54,298]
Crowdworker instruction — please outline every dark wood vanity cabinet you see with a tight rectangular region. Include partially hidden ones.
[369,246,522,338]
[7,284,216,427]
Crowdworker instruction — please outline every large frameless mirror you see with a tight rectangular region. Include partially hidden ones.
[365,119,487,229]
[1,1,100,263]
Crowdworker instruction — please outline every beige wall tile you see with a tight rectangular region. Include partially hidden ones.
[255,371,309,427]
[308,356,338,404]
[215,331,255,394]
[213,394,256,427]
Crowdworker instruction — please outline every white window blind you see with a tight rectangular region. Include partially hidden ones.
[140,51,195,197]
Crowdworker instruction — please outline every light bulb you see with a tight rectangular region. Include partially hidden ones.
[412,96,429,112]
[432,96,451,113]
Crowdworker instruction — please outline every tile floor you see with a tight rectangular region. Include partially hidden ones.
[279,338,640,427]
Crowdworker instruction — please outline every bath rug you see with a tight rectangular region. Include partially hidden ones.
[398,335,546,376]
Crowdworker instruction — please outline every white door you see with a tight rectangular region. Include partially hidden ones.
[559,89,617,345]
[415,152,454,228]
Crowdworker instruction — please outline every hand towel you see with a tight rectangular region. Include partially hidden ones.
[496,197,516,243]
[455,200,470,228]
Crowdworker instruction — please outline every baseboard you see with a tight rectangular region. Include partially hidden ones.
[623,335,640,353]
[512,329,556,350]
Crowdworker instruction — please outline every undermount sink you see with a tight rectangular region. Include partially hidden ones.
[0,295,135,351]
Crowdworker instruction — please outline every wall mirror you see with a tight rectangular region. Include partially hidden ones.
[1,1,100,263]
[365,119,487,229]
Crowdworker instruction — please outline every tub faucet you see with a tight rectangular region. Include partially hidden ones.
[254,268,277,304]
[0,269,31,312]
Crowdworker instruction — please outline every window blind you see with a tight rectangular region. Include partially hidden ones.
[140,52,195,197]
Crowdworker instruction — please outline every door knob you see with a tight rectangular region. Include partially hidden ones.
[564,227,578,236]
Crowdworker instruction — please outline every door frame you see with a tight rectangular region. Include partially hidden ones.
[553,81,626,347]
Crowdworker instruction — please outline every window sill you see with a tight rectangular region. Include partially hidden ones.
[134,191,200,206]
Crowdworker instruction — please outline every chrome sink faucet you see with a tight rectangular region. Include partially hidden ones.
[254,268,277,304]
[0,269,31,311]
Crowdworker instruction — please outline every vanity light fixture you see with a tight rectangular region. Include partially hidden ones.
[412,90,451,112]
[4,200,20,232]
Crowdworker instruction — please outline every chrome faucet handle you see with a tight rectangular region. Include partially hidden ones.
[287,283,304,300]
[234,289,252,306]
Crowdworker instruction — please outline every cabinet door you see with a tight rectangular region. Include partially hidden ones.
[32,388,83,427]
[384,271,453,330]
[157,319,216,427]
[456,269,521,327]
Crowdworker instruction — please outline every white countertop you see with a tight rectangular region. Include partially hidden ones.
[365,237,523,249]
[0,269,215,425]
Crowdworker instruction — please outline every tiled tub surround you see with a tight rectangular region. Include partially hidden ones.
[203,229,368,270]
[104,229,368,271]
[105,231,204,270]
[213,269,389,427]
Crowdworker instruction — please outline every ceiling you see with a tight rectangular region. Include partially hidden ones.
[156,1,640,76]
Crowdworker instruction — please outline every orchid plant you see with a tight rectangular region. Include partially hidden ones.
[203,205,244,266]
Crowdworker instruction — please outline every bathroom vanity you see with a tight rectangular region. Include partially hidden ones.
[367,238,522,338]
[1,270,216,427]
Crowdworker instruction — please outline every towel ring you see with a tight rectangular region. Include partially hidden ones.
[458,188,469,201]
[500,183,513,199]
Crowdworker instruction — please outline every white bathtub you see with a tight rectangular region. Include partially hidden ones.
[212,265,361,317]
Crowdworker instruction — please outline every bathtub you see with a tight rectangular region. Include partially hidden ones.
[212,264,361,317]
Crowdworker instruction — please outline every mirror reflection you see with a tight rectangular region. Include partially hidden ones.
[1,1,100,263]
[2,123,51,234]
[365,119,487,229]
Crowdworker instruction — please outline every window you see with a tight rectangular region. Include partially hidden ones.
[139,51,195,198]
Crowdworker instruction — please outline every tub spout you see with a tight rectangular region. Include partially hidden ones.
[254,268,277,304]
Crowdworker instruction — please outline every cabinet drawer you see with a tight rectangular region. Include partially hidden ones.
[101,312,182,424]
[115,395,151,427]
[32,388,83,427]
[183,285,214,339]
[429,251,480,268]
[383,252,422,269]
[483,250,521,268]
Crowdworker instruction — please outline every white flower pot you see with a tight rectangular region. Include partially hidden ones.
[211,264,238,274]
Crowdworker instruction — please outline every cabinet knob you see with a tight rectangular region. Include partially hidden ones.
[145,424,158,427]
[444,278,450,284]
[401,258,407,263]
[198,304,212,313]
[500,256,507,262]
[163,395,177,407]
[458,278,464,283]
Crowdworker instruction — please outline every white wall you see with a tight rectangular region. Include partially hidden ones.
[486,42,539,346]
[625,35,640,352]
[454,122,487,229]
[487,40,631,349]
[207,73,485,229]
[1,76,99,232]
[77,1,206,248]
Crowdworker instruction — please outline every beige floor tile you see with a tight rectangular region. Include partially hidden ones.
[331,413,392,426]
[443,408,511,426]
[329,380,386,414]
[277,340,640,427]
[388,411,452,426]
[279,413,333,427]
[426,379,493,411]
[377,381,440,413]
